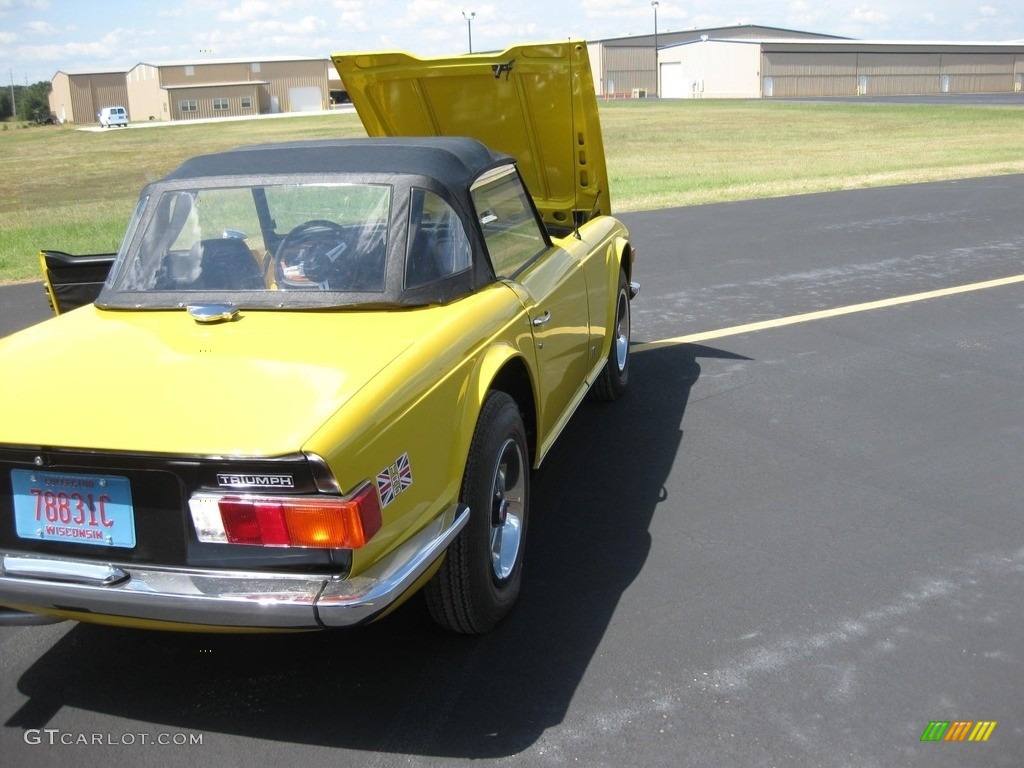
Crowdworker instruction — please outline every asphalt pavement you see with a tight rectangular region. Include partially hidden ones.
[1,175,1023,767]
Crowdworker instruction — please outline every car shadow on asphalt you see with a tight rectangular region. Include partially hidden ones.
[5,342,750,759]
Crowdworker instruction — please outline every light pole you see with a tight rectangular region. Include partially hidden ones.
[463,11,476,54]
[650,1,659,96]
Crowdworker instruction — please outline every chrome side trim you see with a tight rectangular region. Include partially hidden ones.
[0,504,469,630]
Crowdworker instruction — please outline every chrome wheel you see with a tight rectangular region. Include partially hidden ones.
[592,269,631,401]
[489,438,526,582]
[612,285,630,374]
[425,391,530,633]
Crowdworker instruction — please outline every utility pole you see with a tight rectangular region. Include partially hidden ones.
[651,1,659,97]
[463,11,475,54]
[9,69,15,121]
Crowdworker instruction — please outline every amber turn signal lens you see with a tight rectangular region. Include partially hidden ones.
[213,484,382,549]
[282,495,376,549]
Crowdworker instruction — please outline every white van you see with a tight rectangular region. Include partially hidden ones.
[98,106,129,128]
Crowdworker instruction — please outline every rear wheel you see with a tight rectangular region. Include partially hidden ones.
[592,269,631,401]
[426,391,529,633]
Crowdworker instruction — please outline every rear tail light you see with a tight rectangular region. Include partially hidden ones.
[189,484,381,549]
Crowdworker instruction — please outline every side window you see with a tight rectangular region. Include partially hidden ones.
[406,189,472,288]
[471,166,547,279]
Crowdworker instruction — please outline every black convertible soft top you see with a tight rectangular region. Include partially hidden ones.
[99,137,526,309]
[164,137,511,197]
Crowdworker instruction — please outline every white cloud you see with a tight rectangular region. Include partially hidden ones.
[392,0,468,29]
[962,3,1011,36]
[787,0,825,27]
[329,0,368,31]
[24,19,55,34]
[583,0,688,25]
[0,0,51,11]
[18,40,110,62]
[850,5,889,24]
[219,0,294,23]
[100,28,153,47]
[158,0,210,20]
[247,15,325,35]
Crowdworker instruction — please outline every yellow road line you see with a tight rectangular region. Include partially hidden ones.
[633,273,1024,352]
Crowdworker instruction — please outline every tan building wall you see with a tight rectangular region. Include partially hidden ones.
[761,42,1024,97]
[938,52,1021,93]
[253,59,328,113]
[165,83,262,120]
[762,50,860,96]
[48,71,128,124]
[601,46,657,97]
[134,58,328,119]
[49,72,73,123]
[126,63,169,122]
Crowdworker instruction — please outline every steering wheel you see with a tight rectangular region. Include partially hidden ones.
[274,219,353,288]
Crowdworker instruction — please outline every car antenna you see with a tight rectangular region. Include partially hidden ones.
[570,40,582,240]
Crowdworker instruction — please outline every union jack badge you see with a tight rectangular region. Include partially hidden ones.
[376,452,413,508]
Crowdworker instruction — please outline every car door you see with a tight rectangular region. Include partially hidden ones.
[472,166,590,440]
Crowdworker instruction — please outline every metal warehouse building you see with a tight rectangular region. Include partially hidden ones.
[126,57,328,121]
[588,24,1024,99]
[49,70,130,125]
[588,25,844,98]
[660,38,1024,99]
[51,56,330,124]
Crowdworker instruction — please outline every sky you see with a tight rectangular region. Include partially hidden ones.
[2,0,1022,85]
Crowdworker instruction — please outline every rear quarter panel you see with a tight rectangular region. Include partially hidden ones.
[302,284,538,578]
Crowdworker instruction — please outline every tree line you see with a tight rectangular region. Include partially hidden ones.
[1,81,55,124]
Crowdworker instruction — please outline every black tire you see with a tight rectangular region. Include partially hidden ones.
[426,391,530,633]
[592,269,631,401]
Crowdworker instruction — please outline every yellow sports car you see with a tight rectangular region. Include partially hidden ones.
[0,42,636,634]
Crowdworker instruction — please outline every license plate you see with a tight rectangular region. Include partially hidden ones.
[11,469,136,548]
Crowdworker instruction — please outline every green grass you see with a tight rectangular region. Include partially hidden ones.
[2,100,1024,283]
[0,115,367,283]
[600,100,1024,210]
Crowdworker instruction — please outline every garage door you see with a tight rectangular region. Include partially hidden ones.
[288,87,323,112]
[660,62,689,99]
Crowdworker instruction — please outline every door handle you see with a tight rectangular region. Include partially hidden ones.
[532,310,552,326]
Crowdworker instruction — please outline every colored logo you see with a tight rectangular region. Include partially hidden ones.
[376,453,413,508]
[920,721,997,742]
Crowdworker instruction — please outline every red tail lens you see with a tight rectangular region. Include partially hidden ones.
[214,485,381,549]
[218,498,263,545]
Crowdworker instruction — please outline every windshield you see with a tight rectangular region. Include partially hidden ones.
[109,182,392,298]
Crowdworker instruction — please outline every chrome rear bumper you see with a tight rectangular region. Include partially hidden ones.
[0,505,468,630]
